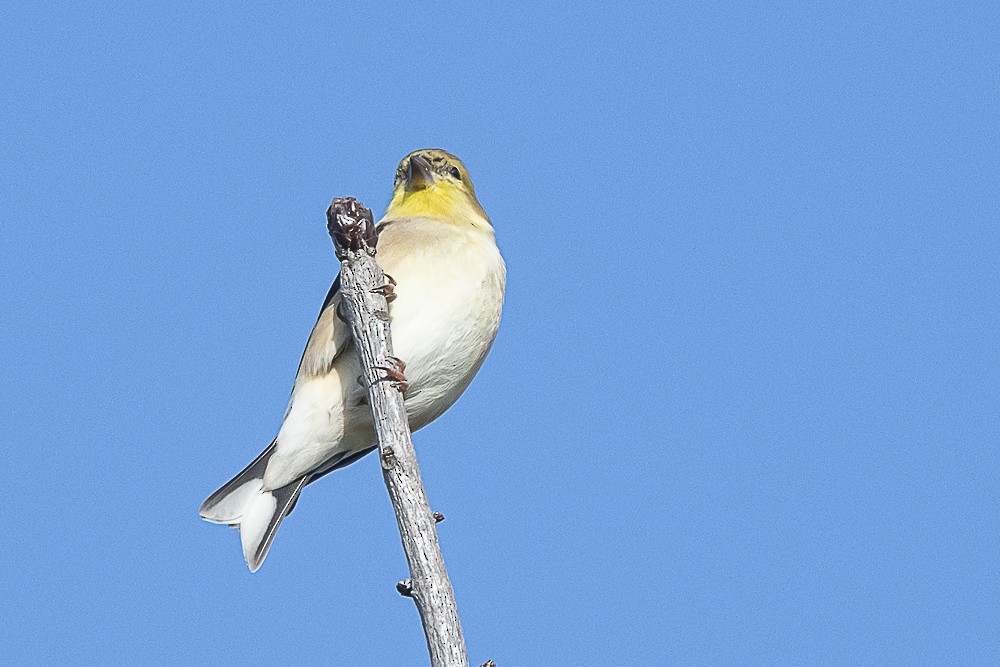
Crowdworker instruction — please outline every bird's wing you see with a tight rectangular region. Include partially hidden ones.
[293,274,352,380]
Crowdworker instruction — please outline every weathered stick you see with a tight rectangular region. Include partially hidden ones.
[327,197,470,667]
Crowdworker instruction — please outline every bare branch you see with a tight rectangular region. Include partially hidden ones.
[328,197,470,667]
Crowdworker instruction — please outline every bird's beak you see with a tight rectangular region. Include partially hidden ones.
[406,155,434,191]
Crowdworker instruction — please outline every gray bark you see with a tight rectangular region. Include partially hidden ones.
[327,198,470,667]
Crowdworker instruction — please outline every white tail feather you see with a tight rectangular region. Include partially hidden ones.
[199,478,264,524]
[239,491,278,573]
[200,449,307,573]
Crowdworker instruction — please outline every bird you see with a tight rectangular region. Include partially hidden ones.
[199,149,505,572]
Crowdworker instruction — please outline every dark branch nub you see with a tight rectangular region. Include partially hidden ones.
[327,197,377,256]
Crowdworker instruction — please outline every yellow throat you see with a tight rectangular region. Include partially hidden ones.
[383,149,492,230]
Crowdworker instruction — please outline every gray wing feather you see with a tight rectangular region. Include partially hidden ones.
[294,273,352,380]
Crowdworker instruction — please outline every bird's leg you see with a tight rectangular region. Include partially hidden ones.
[371,274,397,302]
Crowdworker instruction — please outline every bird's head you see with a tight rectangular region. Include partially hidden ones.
[384,149,490,228]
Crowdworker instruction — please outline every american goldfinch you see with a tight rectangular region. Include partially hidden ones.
[200,149,505,571]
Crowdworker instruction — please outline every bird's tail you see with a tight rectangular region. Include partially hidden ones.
[199,441,307,572]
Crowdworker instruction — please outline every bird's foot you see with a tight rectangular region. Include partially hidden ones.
[371,274,397,303]
[381,356,408,394]
[385,356,408,394]
[385,355,406,373]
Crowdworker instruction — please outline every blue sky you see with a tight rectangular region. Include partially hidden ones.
[1,2,997,664]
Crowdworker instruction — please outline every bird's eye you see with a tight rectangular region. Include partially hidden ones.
[449,167,462,180]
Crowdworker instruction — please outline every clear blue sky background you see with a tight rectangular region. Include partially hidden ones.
[1,2,996,665]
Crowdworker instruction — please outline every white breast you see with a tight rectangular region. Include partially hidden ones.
[378,218,506,429]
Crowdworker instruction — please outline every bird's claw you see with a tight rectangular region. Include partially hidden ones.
[371,274,397,303]
[372,284,396,302]
[370,356,408,394]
